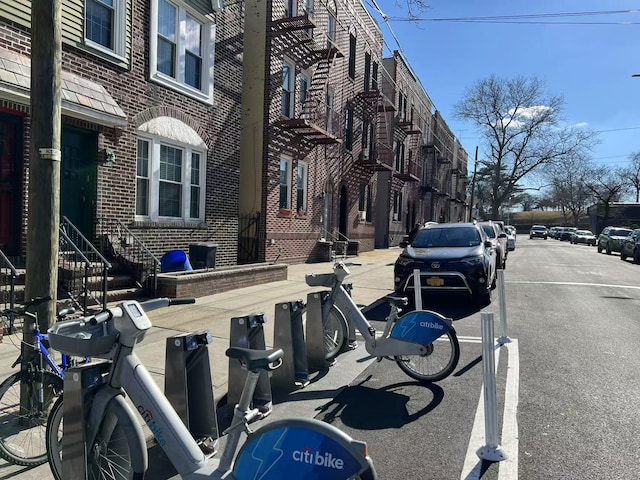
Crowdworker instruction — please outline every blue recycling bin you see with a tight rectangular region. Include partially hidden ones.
[160,250,193,273]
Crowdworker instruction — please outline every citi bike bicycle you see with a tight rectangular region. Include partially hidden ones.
[311,262,460,382]
[45,297,377,479]
[0,296,78,466]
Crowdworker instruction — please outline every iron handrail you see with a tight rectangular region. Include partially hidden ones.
[0,249,17,310]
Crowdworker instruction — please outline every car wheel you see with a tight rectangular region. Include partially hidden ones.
[606,244,611,255]
[634,248,640,264]
[621,250,627,261]
[597,243,602,253]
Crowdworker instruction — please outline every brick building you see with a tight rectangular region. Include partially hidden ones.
[0,0,243,269]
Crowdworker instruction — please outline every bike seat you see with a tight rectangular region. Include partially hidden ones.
[384,295,409,307]
[226,347,284,371]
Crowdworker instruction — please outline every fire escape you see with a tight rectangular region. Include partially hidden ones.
[394,113,423,182]
[270,13,344,147]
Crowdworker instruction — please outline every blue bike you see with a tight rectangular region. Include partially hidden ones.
[0,296,80,466]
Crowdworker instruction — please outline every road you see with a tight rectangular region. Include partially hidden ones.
[317,235,640,479]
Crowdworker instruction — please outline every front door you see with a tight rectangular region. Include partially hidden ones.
[61,126,97,238]
[0,113,23,256]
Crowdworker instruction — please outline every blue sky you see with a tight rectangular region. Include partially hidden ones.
[366,1,640,182]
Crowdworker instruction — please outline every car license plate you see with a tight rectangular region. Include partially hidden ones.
[426,277,444,286]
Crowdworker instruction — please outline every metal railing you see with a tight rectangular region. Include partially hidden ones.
[0,249,17,311]
[98,218,159,296]
[59,216,111,314]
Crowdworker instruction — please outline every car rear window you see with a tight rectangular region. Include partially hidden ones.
[413,228,481,248]
[611,229,632,236]
[481,225,496,238]
[532,226,546,231]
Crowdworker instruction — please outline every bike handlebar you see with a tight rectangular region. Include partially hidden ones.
[88,297,196,325]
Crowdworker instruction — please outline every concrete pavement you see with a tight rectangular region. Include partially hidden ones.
[0,248,402,479]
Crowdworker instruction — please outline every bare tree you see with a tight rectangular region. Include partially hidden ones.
[584,165,629,228]
[544,154,593,226]
[454,75,597,219]
[623,151,640,202]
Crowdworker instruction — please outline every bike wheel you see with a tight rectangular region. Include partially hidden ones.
[0,370,63,466]
[323,306,349,361]
[48,395,146,480]
[394,329,460,383]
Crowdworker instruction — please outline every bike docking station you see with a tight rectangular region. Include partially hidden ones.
[165,331,219,454]
[227,313,273,414]
[271,299,310,391]
[61,361,112,479]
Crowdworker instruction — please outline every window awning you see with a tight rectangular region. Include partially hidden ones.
[138,116,207,149]
[0,47,127,127]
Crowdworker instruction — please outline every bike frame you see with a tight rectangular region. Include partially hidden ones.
[15,312,67,378]
[318,264,437,358]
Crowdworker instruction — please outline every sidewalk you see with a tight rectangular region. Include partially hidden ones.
[0,248,401,479]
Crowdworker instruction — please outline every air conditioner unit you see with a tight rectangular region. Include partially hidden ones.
[359,210,366,221]
[211,0,224,12]
[392,213,398,221]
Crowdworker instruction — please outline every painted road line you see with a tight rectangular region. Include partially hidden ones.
[461,340,519,480]
[508,280,640,290]
[498,339,519,480]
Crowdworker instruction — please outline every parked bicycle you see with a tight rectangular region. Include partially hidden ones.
[311,262,460,382]
[46,297,377,479]
[0,296,78,466]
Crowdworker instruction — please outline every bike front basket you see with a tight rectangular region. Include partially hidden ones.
[48,318,118,356]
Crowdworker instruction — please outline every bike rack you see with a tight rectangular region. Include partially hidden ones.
[61,361,112,480]
[227,313,273,413]
[305,291,328,369]
[271,300,309,391]
[165,331,219,450]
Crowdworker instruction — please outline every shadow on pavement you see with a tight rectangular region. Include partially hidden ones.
[314,376,444,430]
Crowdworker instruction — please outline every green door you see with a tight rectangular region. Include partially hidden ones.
[0,113,23,256]
[61,127,97,238]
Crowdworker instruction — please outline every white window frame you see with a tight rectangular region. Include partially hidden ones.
[282,59,296,118]
[279,156,292,209]
[149,0,216,105]
[84,0,127,61]
[135,135,206,222]
[297,161,308,214]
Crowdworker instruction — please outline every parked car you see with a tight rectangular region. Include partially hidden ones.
[559,227,577,241]
[505,225,516,251]
[570,230,597,246]
[478,221,508,269]
[597,226,633,254]
[393,223,497,305]
[620,229,640,263]
[529,225,548,239]
[549,227,563,239]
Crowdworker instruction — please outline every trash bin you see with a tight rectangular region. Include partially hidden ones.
[160,250,193,273]
[189,243,218,269]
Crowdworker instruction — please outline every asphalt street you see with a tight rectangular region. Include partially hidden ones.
[3,237,640,479]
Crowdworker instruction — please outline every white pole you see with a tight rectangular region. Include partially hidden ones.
[477,312,507,462]
[413,269,422,310]
[497,269,511,345]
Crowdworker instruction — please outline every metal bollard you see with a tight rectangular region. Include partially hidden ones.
[413,269,423,310]
[228,313,272,413]
[476,312,508,462]
[496,270,512,345]
[165,331,218,449]
[272,300,310,391]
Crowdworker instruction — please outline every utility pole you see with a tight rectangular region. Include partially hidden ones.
[25,1,62,337]
[468,146,478,222]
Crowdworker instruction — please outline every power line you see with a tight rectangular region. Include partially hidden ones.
[386,9,640,23]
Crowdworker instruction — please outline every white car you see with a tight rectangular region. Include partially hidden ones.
[505,225,516,251]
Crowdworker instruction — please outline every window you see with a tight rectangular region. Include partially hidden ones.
[150,0,216,104]
[348,34,356,79]
[85,0,126,58]
[135,137,205,222]
[363,52,371,91]
[297,161,308,214]
[282,61,295,117]
[393,192,402,221]
[372,62,378,90]
[345,107,353,151]
[327,6,337,49]
[325,87,335,133]
[298,72,309,116]
[366,185,372,221]
[279,157,292,209]
[358,184,366,211]
[285,0,297,17]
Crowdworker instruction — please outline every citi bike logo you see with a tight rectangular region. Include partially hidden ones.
[421,321,444,330]
[137,405,166,446]
[292,447,345,470]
